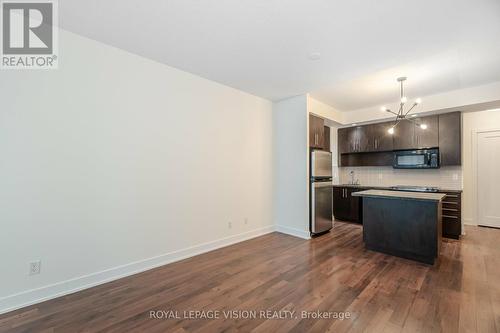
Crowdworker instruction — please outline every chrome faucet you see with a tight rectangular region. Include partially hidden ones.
[349,170,360,185]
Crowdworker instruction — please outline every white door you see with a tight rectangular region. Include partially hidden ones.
[478,130,500,228]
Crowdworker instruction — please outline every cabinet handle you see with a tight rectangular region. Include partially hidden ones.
[443,215,459,219]
[446,194,459,198]
[443,208,458,211]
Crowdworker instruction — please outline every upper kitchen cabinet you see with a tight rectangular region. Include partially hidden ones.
[323,125,331,151]
[309,114,325,149]
[367,122,394,151]
[392,119,416,150]
[393,115,438,150]
[338,112,461,167]
[439,112,461,165]
[338,126,369,153]
[338,127,350,153]
[414,115,438,148]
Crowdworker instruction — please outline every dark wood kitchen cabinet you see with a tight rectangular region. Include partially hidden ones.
[332,187,350,221]
[393,115,438,150]
[440,191,462,239]
[392,119,415,150]
[339,122,393,153]
[414,115,438,148]
[439,112,461,165]
[309,114,325,149]
[337,112,461,166]
[323,126,331,151]
[332,186,362,223]
[338,126,370,153]
[338,127,350,154]
[367,122,394,151]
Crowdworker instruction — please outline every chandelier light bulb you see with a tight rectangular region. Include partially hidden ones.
[415,98,422,104]
[420,123,428,130]
[388,127,395,135]
[381,106,387,112]
[401,96,408,103]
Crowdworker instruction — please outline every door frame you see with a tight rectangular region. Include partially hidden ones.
[472,128,500,227]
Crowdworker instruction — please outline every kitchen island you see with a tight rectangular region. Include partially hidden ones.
[352,190,445,264]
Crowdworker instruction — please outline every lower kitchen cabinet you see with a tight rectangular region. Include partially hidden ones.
[332,186,363,223]
[441,191,462,239]
[332,187,350,221]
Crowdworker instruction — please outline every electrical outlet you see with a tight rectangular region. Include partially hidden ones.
[228,221,232,229]
[29,260,41,275]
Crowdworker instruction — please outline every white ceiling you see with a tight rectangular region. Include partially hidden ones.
[59,0,500,109]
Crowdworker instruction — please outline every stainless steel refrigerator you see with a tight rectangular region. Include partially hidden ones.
[310,150,333,235]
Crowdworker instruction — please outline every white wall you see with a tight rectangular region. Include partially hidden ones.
[273,95,310,239]
[307,95,345,124]
[462,109,500,225]
[0,30,274,313]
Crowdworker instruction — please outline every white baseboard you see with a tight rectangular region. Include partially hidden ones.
[0,225,275,315]
[275,225,311,240]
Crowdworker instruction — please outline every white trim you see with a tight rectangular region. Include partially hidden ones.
[0,225,275,315]
[472,128,500,229]
[275,225,311,239]
[477,222,500,229]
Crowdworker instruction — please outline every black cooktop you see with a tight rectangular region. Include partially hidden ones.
[389,185,439,193]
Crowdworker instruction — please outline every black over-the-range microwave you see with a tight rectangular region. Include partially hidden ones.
[393,148,440,169]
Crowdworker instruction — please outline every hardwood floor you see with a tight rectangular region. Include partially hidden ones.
[1,222,499,332]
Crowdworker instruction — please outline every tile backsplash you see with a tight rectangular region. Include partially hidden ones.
[338,166,462,190]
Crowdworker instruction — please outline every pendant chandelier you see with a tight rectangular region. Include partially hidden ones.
[382,77,425,134]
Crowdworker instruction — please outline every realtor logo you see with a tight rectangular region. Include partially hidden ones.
[1,0,58,69]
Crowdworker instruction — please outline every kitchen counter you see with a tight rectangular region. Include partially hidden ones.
[332,184,462,193]
[354,189,443,264]
[352,190,446,202]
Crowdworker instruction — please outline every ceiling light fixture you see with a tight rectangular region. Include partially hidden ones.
[383,77,425,135]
